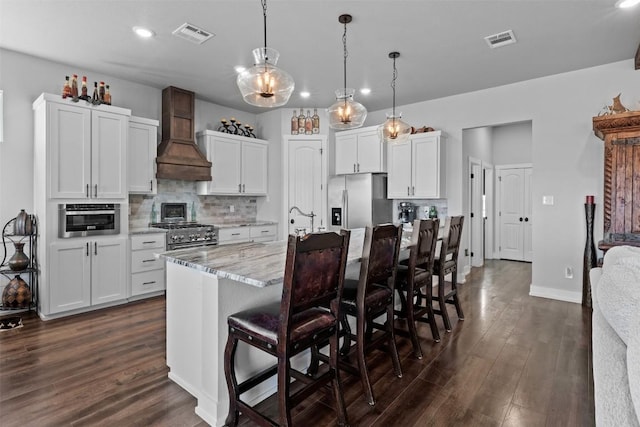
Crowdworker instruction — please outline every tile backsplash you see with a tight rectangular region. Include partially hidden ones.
[129,179,258,229]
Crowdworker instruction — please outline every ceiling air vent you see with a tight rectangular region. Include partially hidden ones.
[172,23,215,45]
[484,30,517,49]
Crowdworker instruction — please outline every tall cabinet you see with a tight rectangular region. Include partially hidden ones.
[334,126,386,174]
[33,93,130,319]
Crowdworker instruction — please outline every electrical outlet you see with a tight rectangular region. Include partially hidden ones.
[229,205,235,213]
[565,266,574,279]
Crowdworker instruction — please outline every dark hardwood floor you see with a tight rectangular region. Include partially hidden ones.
[0,260,594,426]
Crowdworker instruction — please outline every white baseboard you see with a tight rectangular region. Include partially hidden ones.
[529,285,581,304]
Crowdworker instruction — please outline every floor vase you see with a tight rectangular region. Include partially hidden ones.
[583,202,596,307]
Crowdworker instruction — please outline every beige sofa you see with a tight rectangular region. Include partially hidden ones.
[590,245,640,426]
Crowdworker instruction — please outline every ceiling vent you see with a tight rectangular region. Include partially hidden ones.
[484,30,517,48]
[172,23,215,45]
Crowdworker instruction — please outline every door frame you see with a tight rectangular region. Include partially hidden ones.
[282,135,327,240]
[468,157,483,268]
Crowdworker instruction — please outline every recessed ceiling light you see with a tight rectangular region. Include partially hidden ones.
[133,26,155,38]
[300,91,311,98]
[360,88,371,95]
[616,0,640,8]
[234,66,246,74]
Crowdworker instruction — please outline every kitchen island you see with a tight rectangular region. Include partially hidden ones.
[161,228,411,426]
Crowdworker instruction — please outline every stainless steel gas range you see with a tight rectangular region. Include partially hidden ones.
[151,203,218,250]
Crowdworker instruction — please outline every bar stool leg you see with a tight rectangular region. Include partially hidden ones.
[451,276,465,320]
[405,289,423,359]
[387,303,403,377]
[277,356,293,426]
[438,273,453,332]
[223,333,240,427]
[357,314,375,406]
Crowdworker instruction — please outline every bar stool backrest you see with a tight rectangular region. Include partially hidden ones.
[281,230,350,320]
[441,216,464,263]
[410,218,440,272]
[358,224,403,299]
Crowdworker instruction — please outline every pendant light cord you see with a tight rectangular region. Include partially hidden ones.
[262,0,268,49]
[343,21,348,95]
[391,56,397,117]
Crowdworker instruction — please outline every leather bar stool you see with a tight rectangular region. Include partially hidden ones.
[336,224,403,406]
[395,218,441,359]
[223,230,351,427]
[432,215,465,332]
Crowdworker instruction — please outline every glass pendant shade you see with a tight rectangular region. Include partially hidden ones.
[237,47,294,108]
[380,112,412,143]
[328,89,367,130]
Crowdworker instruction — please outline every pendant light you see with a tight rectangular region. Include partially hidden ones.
[380,52,412,143]
[237,0,294,108]
[328,14,367,130]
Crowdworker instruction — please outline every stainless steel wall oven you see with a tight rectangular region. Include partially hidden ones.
[58,203,120,238]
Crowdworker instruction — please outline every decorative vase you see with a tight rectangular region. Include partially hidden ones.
[1,275,31,309]
[8,242,30,271]
[14,209,28,235]
[583,202,597,308]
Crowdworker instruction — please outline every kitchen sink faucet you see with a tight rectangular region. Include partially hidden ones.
[289,206,316,233]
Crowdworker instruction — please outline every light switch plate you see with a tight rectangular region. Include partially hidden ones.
[542,195,554,205]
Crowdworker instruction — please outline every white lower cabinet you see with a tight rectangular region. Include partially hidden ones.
[49,236,127,314]
[218,224,277,245]
[130,233,166,297]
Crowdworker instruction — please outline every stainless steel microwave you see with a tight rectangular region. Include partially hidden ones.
[58,203,120,238]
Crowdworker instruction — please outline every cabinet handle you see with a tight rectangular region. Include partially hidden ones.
[86,184,89,198]
[407,186,410,196]
[94,184,98,198]
[242,184,245,193]
[86,242,89,256]
[142,241,157,244]
[94,242,97,255]
[150,180,153,191]
[357,163,360,172]
[238,184,242,193]
[353,164,356,173]
[261,230,270,233]
[412,186,415,196]
[142,259,155,263]
[231,233,241,236]
[142,281,157,285]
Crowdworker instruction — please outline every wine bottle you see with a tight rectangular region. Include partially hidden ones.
[305,110,312,135]
[80,76,88,100]
[71,74,79,99]
[298,108,305,133]
[104,85,112,105]
[291,110,298,135]
[62,76,71,99]
[99,81,106,103]
[312,108,320,134]
[91,82,99,104]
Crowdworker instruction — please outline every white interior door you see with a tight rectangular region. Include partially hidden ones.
[498,167,532,261]
[287,138,325,235]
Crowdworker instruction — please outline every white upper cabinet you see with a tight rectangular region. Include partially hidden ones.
[128,116,159,194]
[196,130,268,196]
[334,126,386,174]
[387,131,446,199]
[34,93,130,199]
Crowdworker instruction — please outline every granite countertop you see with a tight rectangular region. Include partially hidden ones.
[160,228,413,288]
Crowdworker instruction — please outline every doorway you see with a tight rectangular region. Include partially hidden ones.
[463,121,533,270]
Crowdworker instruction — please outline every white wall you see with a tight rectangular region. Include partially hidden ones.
[364,59,639,303]
[493,121,532,165]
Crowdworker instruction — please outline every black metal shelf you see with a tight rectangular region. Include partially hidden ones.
[1,216,38,312]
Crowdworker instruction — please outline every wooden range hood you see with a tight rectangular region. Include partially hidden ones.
[156,86,212,181]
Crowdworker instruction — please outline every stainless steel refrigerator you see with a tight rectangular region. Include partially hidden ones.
[328,173,393,230]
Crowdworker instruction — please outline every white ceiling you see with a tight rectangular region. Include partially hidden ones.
[2,0,639,115]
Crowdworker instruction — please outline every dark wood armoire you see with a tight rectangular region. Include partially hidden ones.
[592,111,640,251]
